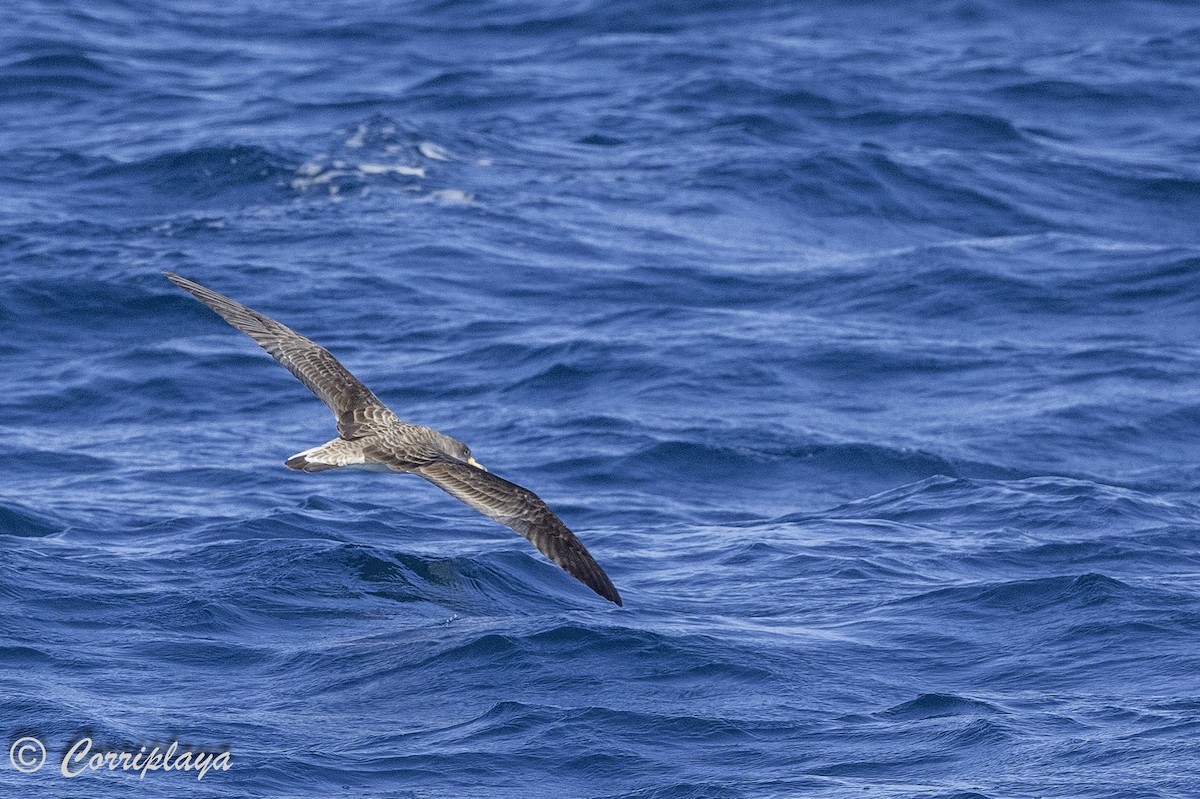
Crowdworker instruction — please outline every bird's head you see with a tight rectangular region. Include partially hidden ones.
[436,433,487,471]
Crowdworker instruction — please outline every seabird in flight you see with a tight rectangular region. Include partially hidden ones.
[164,272,621,606]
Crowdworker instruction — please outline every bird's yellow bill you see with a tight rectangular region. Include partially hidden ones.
[467,457,487,472]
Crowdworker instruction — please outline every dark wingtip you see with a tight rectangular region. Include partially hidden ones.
[164,271,204,296]
[588,572,623,607]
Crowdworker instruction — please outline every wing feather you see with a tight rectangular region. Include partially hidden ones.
[164,272,394,438]
[415,458,622,606]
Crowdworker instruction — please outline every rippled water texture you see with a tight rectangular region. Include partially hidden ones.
[4,2,1200,797]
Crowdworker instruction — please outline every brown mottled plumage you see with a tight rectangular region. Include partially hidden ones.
[164,272,621,606]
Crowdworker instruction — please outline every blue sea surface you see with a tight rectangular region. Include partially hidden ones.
[4,1,1200,796]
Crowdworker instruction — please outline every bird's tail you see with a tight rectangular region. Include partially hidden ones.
[285,451,339,472]
[285,438,376,473]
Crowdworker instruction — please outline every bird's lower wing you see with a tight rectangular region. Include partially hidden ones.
[414,458,622,606]
[165,272,395,438]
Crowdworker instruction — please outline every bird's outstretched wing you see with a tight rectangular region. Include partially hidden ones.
[414,457,622,606]
[164,272,396,439]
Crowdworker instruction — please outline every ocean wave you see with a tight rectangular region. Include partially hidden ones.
[6,2,1200,797]
[81,144,294,209]
[0,47,129,99]
[0,501,68,538]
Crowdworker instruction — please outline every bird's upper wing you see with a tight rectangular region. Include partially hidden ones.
[165,272,395,439]
[414,458,622,606]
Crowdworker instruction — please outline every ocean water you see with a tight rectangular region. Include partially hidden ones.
[4,0,1200,796]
